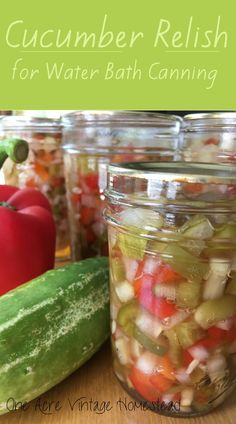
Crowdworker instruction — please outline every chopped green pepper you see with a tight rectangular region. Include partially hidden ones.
[133,325,168,356]
[117,300,140,336]
[179,215,214,240]
[164,328,182,367]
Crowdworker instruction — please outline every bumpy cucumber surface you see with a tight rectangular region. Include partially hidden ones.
[0,257,110,414]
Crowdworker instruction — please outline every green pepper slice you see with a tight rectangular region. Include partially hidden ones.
[117,300,139,336]
[133,325,168,356]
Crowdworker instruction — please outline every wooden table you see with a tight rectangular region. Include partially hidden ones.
[0,342,236,424]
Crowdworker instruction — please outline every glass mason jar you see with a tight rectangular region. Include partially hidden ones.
[0,116,70,259]
[62,111,182,261]
[104,161,236,417]
[182,113,236,163]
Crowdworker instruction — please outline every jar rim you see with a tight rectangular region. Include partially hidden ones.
[1,116,62,132]
[62,110,182,133]
[108,161,236,184]
[106,162,236,212]
[184,112,236,132]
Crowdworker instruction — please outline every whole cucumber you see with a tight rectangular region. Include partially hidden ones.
[0,257,110,414]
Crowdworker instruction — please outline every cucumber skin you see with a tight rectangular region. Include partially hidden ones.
[0,257,110,415]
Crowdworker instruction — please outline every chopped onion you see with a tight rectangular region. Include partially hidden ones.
[154,284,176,301]
[216,318,234,331]
[115,338,132,366]
[136,351,158,374]
[123,257,139,283]
[115,281,134,303]
[143,257,160,275]
[119,208,163,231]
[188,345,209,362]
[110,303,118,320]
[163,310,190,329]
[111,320,116,335]
[175,368,191,384]
[135,310,163,339]
[207,354,227,382]
[162,393,175,403]
[186,359,200,375]
[180,388,194,407]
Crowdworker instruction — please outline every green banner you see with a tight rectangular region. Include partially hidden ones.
[0,0,235,109]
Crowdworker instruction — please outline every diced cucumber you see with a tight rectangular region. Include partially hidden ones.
[179,215,214,240]
[176,282,201,309]
[111,257,126,284]
[179,239,206,256]
[214,222,236,239]
[162,244,209,282]
[118,227,147,260]
[174,321,204,349]
[194,295,236,329]
[203,259,231,300]
[118,208,163,260]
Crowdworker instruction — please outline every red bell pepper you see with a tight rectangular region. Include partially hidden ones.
[0,138,56,294]
[134,259,177,319]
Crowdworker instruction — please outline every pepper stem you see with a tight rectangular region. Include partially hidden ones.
[0,138,29,170]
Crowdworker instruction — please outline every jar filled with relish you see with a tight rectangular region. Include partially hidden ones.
[105,161,236,417]
[182,113,236,163]
[62,111,182,260]
[0,116,70,259]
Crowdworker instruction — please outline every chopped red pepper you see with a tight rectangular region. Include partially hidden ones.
[225,327,236,343]
[80,207,95,226]
[150,373,173,392]
[134,260,177,319]
[155,263,181,284]
[183,349,193,367]
[204,138,219,145]
[129,367,160,402]
[84,173,99,191]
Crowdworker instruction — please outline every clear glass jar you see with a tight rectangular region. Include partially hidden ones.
[0,116,70,259]
[182,113,236,163]
[104,161,236,417]
[62,111,182,260]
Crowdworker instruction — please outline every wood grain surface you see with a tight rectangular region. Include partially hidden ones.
[0,341,235,424]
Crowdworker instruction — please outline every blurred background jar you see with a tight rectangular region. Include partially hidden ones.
[62,111,182,261]
[0,116,70,260]
[182,113,236,163]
